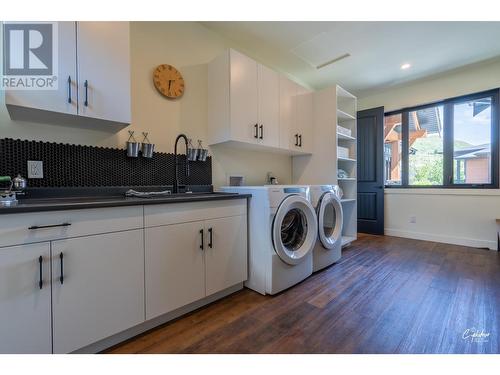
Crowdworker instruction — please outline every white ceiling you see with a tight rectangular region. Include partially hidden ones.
[202,22,500,96]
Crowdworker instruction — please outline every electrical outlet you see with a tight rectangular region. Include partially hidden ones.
[27,160,44,179]
[409,216,417,224]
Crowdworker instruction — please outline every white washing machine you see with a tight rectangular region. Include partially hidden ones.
[309,185,344,272]
[220,185,317,295]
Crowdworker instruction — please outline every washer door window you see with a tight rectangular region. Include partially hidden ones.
[317,192,343,250]
[272,195,318,265]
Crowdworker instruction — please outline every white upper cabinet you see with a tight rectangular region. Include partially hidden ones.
[4,22,78,115]
[257,64,280,147]
[77,22,131,124]
[208,49,280,150]
[5,21,131,125]
[279,76,297,149]
[229,49,259,143]
[295,90,314,154]
[279,76,313,154]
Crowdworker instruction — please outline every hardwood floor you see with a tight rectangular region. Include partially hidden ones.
[105,234,500,354]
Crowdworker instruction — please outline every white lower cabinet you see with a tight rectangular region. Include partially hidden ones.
[205,215,247,296]
[0,243,52,354]
[51,230,144,354]
[0,200,247,353]
[145,214,248,320]
[145,221,206,320]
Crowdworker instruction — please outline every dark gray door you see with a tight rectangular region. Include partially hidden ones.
[357,107,384,234]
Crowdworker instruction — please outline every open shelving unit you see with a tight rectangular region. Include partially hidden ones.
[336,85,357,248]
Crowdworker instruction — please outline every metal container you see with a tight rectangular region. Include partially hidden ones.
[197,140,208,162]
[187,147,198,161]
[141,142,155,158]
[198,148,208,162]
[126,131,140,157]
[127,141,140,157]
[187,139,198,161]
[12,174,27,192]
[141,132,155,158]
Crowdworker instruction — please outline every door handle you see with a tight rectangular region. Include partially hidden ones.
[259,125,263,139]
[84,80,89,107]
[254,124,259,139]
[38,256,43,290]
[67,76,72,104]
[200,229,204,250]
[28,223,71,230]
[59,252,64,285]
[294,134,299,146]
[208,227,213,248]
[299,134,302,147]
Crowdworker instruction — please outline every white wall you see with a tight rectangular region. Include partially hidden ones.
[0,22,292,188]
[358,57,500,250]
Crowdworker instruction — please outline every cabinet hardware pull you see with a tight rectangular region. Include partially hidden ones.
[208,227,213,248]
[67,76,72,104]
[259,125,263,139]
[28,223,71,230]
[84,80,89,107]
[299,134,302,147]
[38,256,43,290]
[254,124,259,139]
[59,252,64,285]
[294,134,299,146]
[200,229,204,250]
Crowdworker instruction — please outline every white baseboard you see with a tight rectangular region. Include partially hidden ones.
[384,228,497,251]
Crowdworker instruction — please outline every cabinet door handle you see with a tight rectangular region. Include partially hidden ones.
[38,256,43,290]
[299,134,302,147]
[208,227,213,248]
[294,134,299,146]
[84,80,89,107]
[67,76,72,104]
[28,223,71,230]
[59,252,64,285]
[259,125,263,139]
[254,124,259,139]
[200,229,204,250]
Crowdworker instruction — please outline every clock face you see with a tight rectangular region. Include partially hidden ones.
[153,64,185,99]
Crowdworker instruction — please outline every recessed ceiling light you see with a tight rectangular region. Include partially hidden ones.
[401,63,411,70]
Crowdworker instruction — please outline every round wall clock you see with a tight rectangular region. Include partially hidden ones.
[153,64,185,99]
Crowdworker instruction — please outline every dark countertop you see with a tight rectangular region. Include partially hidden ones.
[0,192,251,214]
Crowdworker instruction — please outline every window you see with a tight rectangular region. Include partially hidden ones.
[453,97,492,184]
[408,106,444,186]
[384,113,402,185]
[384,89,498,188]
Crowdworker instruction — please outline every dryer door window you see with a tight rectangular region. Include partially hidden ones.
[281,208,307,252]
[272,195,318,265]
[317,192,343,250]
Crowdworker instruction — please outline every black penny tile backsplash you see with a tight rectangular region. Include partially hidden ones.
[0,138,211,188]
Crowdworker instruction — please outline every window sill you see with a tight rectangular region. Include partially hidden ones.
[384,188,500,196]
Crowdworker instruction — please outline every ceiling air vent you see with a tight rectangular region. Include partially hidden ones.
[316,53,351,70]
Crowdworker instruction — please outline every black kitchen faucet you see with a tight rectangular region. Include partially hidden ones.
[173,134,190,194]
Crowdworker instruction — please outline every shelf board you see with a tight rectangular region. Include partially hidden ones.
[341,235,356,247]
[336,85,357,99]
[341,198,356,203]
[338,156,356,162]
[337,132,356,141]
[337,109,356,121]
[338,177,356,181]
